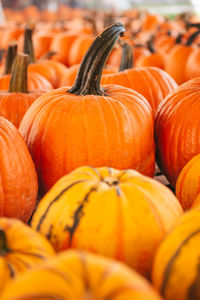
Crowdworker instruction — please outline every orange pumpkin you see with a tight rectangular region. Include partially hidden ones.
[32,166,182,277]
[0,217,54,293]
[68,34,93,66]
[155,78,200,187]
[184,47,200,81]
[0,117,38,221]
[0,53,45,128]
[1,250,163,300]
[101,66,177,116]
[19,23,155,194]
[176,153,200,210]
[152,208,200,300]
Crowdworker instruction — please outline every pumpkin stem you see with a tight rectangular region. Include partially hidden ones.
[186,22,200,30]
[175,33,183,44]
[147,39,155,53]
[41,51,57,60]
[119,41,133,71]
[0,230,10,256]
[9,53,28,93]
[24,23,35,64]
[186,30,200,46]
[4,41,18,75]
[68,23,125,96]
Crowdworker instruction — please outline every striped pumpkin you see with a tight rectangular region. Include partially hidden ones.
[176,153,200,210]
[0,250,163,300]
[31,166,183,277]
[152,208,200,300]
[0,218,54,293]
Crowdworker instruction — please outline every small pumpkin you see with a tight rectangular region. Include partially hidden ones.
[0,53,45,128]
[152,208,200,300]
[0,117,38,221]
[176,153,200,210]
[155,77,200,187]
[1,250,163,300]
[0,217,54,293]
[31,166,182,277]
[20,23,155,194]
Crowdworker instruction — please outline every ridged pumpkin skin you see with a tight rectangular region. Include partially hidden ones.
[19,85,155,194]
[155,78,200,187]
[176,154,200,210]
[0,72,53,91]
[152,208,200,300]
[101,67,177,115]
[0,117,38,221]
[1,250,163,300]
[31,166,183,276]
[0,218,54,293]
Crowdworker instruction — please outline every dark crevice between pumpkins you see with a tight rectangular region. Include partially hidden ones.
[119,41,133,72]
[4,41,18,75]
[0,230,11,256]
[68,22,125,96]
[9,53,29,93]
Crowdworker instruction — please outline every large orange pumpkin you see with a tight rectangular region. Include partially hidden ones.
[31,166,183,276]
[0,217,54,293]
[1,250,163,300]
[0,53,45,128]
[0,117,38,221]
[155,77,200,187]
[20,23,155,194]
[152,208,200,300]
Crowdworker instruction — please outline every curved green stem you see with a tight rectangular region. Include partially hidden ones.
[68,23,125,96]
[9,53,28,93]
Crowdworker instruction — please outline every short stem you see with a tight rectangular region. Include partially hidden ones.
[175,33,183,44]
[4,41,18,75]
[119,41,133,71]
[24,24,35,64]
[9,53,28,93]
[41,51,57,60]
[68,23,125,96]
[0,230,10,256]
[186,22,200,30]
[147,39,155,53]
[186,30,200,46]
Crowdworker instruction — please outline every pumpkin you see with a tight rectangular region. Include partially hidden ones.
[176,154,200,210]
[0,217,54,293]
[155,77,200,187]
[32,31,54,59]
[0,117,38,221]
[19,23,155,194]
[101,66,177,116]
[68,34,93,66]
[0,53,45,128]
[31,166,182,276]
[184,47,200,81]
[165,31,200,84]
[152,208,200,300]
[1,250,163,300]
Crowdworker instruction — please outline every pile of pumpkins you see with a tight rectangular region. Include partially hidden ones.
[1,5,200,300]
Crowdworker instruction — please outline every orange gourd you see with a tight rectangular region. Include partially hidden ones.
[19,23,155,194]
[31,166,182,277]
[0,217,54,293]
[0,117,38,221]
[1,250,163,300]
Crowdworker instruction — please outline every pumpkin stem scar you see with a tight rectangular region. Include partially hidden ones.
[65,187,97,245]
[4,41,18,75]
[67,22,125,96]
[8,53,29,93]
[0,230,11,256]
[119,41,133,72]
